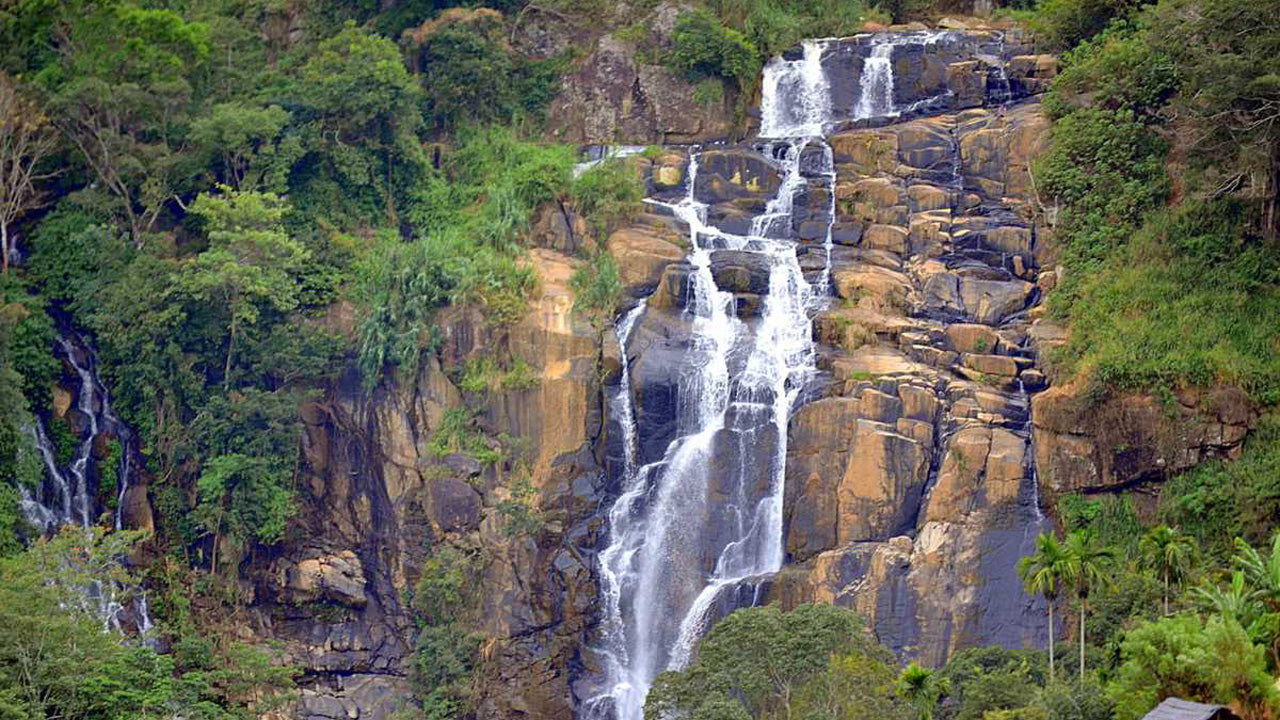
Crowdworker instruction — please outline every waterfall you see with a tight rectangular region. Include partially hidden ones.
[855,42,896,119]
[18,326,152,636]
[588,51,833,714]
[585,28,1051,719]
[760,40,831,138]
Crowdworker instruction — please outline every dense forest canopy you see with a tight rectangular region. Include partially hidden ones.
[0,0,1277,717]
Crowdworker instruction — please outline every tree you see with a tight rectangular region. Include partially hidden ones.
[1150,0,1280,237]
[896,663,949,720]
[192,452,293,575]
[38,0,209,244]
[1018,533,1070,682]
[293,23,425,224]
[0,73,58,272]
[645,604,892,720]
[794,652,909,720]
[0,526,171,719]
[1064,529,1115,678]
[1107,614,1278,720]
[188,102,298,193]
[185,187,306,388]
[1139,525,1195,616]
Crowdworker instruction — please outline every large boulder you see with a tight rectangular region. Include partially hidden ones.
[1033,384,1255,492]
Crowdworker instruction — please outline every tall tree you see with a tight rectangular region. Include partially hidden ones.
[1139,525,1195,616]
[1152,0,1280,237]
[1064,529,1114,678]
[1018,533,1070,682]
[0,73,58,272]
[38,0,209,244]
[293,23,425,225]
[184,187,306,388]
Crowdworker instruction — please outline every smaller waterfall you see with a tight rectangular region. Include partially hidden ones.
[855,42,896,119]
[760,40,831,138]
[18,326,152,637]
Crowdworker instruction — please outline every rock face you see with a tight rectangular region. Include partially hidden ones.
[1032,384,1255,493]
[546,32,733,144]
[765,96,1056,663]
[216,24,1265,720]
[234,245,609,720]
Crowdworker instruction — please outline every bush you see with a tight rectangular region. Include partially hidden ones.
[408,9,566,132]
[647,604,897,720]
[1056,200,1280,403]
[1036,678,1115,720]
[1161,416,1280,561]
[667,9,761,93]
[1031,0,1147,51]
[1044,23,1176,121]
[571,156,644,240]
[570,253,624,331]
[708,0,886,58]
[1108,614,1278,720]
[1036,107,1168,284]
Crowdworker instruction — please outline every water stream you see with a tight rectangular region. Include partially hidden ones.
[19,326,152,635]
[586,28,1041,719]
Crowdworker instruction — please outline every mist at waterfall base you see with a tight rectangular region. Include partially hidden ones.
[582,31,1049,720]
[20,326,154,636]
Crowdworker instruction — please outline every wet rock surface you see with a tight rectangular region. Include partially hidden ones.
[764,100,1056,662]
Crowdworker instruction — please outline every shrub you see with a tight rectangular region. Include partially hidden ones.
[570,253,624,332]
[1108,614,1278,720]
[1031,0,1148,52]
[1161,416,1280,561]
[571,156,644,240]
[667,9,761,93]
[1056,201,1280,404]
[408,9,567,131]
[1044,23,1176,121]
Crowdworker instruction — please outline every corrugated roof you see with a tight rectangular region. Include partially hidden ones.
[1143,698,1231,720]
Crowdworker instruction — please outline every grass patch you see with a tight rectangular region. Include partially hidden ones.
[1053,200,1280,405]
[1159,414,1280,562]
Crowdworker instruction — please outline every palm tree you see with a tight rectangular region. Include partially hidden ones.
[1191,570,1262,625]
[895,662,949,720]
[1233,533,1280,606]
[1139,525,1195,615]
[1018,532,1070,682]
[1064,529,1115,679]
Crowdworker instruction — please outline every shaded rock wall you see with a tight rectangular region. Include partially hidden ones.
[236,246,609,720]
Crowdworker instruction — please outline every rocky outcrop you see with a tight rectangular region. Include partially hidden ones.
[1032,383,1255,493]
[546,32,733,144]
[234,247,609,720]
[764,99,1054,663]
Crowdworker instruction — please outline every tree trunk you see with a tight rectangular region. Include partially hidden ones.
[1164,567,1170,616]
[224,315,237,389]
[1048,598,1055,683]
[1,222,9,274]
[1079,603,1086,678]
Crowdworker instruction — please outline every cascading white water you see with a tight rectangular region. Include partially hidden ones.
[760,40,831,138]
[588,42,837,717]
[855,42,896,119]
[587,28,1046,719]
[19,329,152,635]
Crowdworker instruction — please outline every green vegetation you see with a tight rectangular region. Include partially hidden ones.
[1159,416,1280,560]
[1034,0,1280,405]
[0,528,295,719]
[410,546,482,720]
[646,604,909,720]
